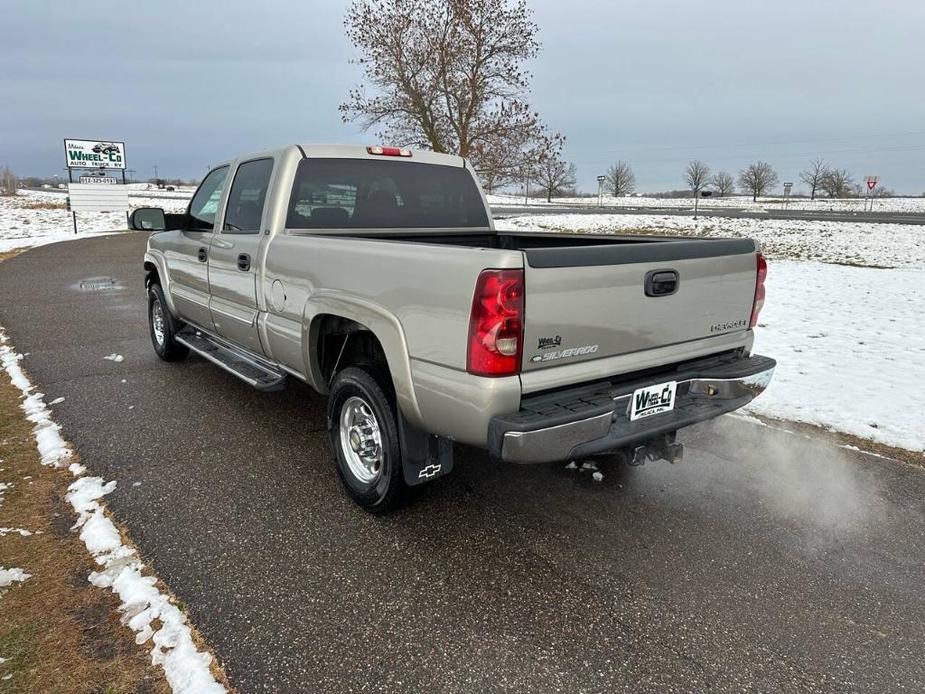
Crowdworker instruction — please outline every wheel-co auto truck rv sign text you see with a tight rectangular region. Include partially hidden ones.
[64,139,126,169]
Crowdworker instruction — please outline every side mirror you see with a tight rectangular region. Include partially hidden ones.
[130,207,166,231]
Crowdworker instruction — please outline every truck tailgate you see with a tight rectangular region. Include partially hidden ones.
[521,238,758,372]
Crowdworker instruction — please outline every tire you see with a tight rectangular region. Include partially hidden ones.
[328,366,406,513]
[147,282,189,362]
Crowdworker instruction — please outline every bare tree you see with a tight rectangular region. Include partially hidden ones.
[799,157,828,200]
[685,160,710,217]
[605,161,636,197]
[685,160,710,194]
[341,0,560,179]
[535,141,576,202]
[0,166,17,196]
[738,161,779,202]
[818,168,854,198]
[710,171,735,196]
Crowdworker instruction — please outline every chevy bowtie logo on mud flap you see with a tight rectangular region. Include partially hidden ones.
[418,464,442,479]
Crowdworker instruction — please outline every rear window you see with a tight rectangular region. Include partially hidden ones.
[286,158,489,229]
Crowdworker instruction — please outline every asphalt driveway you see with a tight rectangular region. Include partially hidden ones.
[1,233,922,693]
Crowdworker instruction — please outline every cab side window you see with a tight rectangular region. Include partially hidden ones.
[187,166,229,231]
[224,158,274,233]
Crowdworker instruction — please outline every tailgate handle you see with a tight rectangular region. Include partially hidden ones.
[645,269,679,297]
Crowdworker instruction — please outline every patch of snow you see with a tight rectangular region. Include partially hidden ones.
[103,353,125,363]
[0,189,190,253]
[580,461,598,471]
[745,261,925,453]
[564,461,578,470]
[0,326,227,694]
[592,471,604,482]
[0,528,32,537]
[49,396,65,405]
[0,567,31,587]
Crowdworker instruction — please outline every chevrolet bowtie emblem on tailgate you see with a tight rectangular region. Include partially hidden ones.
[418,464,442,479]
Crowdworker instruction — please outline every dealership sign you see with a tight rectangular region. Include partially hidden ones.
[64,139,126,169]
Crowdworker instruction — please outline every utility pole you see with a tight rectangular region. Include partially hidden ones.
[153,163,159,181]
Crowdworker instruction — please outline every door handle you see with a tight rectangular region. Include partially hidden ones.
[197,247,208,263]
[237,253,251,271]
[644,269,679,297]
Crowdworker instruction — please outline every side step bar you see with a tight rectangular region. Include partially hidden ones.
[175,327,287,392]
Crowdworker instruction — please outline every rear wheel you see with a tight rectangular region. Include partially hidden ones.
[147,283,188,361]
[328,366,406,513]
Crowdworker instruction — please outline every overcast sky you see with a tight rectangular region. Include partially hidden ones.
[3,0,924,193]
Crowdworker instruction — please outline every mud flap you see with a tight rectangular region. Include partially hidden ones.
[398,410,454,486]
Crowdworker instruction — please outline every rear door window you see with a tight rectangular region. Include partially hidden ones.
[187,166,229,231]
[224,158,274,233]
[286,158,489,229]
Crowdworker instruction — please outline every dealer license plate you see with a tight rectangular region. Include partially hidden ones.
[629,381,677,421]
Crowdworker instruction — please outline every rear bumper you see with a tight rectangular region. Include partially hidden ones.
[490,353,775,464]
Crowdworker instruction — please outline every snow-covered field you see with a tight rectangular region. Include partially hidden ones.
[497,212,925,454]
[495,213,925,269]
[745,261,924,453]
[0,190,191,253]
[488,192,925,213]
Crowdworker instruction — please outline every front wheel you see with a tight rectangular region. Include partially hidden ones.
[328,366,406,513]
[147,283,188,361]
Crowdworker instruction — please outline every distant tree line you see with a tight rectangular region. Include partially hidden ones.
[592,157,896,200]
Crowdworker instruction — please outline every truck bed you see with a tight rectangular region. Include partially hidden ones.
[299,228,760,377]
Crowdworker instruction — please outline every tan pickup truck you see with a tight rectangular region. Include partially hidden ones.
[132,144,775,512]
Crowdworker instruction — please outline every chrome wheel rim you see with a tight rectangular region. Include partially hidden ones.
[339,396,383,484]
[151,298,166,346]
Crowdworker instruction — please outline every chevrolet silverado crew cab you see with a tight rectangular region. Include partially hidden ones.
[132,144,775,512]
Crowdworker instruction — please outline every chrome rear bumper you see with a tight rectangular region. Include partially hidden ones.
[492,354,775,464]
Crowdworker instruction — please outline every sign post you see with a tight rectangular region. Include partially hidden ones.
[865,176,878,212]
[596,175,606,207]
[783,181,793,209]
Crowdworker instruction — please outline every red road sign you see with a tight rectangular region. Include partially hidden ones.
[867,180,877,191]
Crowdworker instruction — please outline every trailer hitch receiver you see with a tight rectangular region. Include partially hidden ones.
[628,433,684,466]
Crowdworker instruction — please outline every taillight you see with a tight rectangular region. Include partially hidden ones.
[467,269,524,377]
[366,146,412,157]
[750,253,767,328]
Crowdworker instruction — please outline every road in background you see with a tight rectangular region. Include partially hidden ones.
[491,203,925,225]
[0,235,922,692]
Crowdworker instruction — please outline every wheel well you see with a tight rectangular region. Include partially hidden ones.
[144,261,159,289]
[314,315,389,387]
